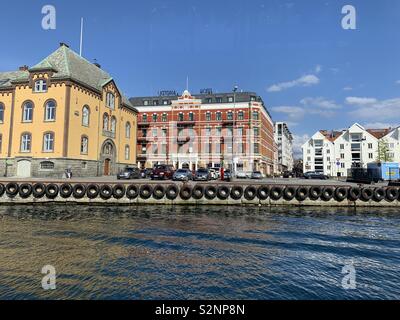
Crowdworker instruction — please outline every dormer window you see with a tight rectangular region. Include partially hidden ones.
[106,92,115,109]
[34,80,47,93]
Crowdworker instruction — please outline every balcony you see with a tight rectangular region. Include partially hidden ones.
[177,120,195,127]
[102,130,116,139]
[138,121,151,127]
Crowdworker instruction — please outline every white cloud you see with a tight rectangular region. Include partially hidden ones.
[345,97,378,105]
[271,106,305,121]
[343,86,353,91]
[363,122,397,129]
[300,97,341,109]
[315,65,322,74]
[396,80,400,85]
[292,134,310,159]
[347,97,400,122]
[267,74,320,92]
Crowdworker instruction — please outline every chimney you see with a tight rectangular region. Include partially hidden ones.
[59,42,69,48]
[93,59,101,69]
[19,65,29,71]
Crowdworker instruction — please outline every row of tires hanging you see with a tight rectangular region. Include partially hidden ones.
[1,182,399,203]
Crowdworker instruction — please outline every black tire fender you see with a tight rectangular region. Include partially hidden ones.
[217,186,231,200]
[180,185,192,200]
[334,187,348,202]
[360,188,374,202]
[33,183,46,199]
[373,188,386,202]
[385,187,399,202]
[257,186,269,200]
[126,185,139,200]
[5,183,19,198]
[72,184,87,199]
[86,184,100,199]
[270,186,283,201]
[153,185,166,200]
[283,186,297,201]
[19,183,33,199]
[113,184,126,199]
[192,185,205,200]
[60,183,73,198]
[348,187,361,201]
[139,185,153,200]
[204,185,217,200]
[230,186,244,200]
[0,183,5,197]
[165,185,179,200]
[244,186,257,201]
[45,184,59,199]
[296,186,309,201]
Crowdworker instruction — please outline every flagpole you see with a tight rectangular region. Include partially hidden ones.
[80,18,84,56]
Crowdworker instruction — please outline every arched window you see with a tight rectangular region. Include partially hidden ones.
[125,122,131,138]
[44,100,56,121]
[34,79,47,93]
[81,136,89,154]
[103,113,109,131]
[111,116,116,133]
[0,103,4,123]
[20,133,32,152]
[22,101,33,122]
[125,145,130,160]
[106,92,115,109]
[82,106,90,126]
[43,132,55,152]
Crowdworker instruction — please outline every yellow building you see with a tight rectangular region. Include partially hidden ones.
[0,43,138,178]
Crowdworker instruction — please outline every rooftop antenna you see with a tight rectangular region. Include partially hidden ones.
[79,17,84,57]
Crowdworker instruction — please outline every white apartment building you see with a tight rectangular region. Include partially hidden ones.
[274,122,294,172]
[302,123,400,177]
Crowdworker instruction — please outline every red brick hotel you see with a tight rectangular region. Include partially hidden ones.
[130,90,277,175]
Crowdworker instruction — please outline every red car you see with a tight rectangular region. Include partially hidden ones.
[150,165,175,180]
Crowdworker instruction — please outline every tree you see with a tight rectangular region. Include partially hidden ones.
[376,139,393,163]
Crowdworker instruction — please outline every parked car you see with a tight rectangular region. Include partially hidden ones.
[151,165,175,180]
[173,169,193,181]
[211,167,221,179]
[117,167,141,180]
[140,168,153,179]
[223,169,233,182]
[251,171,263,180]
[303,171,329,180]
[209,169,218,180]
[245,171,253,179]
[194,168,212,181]
[283,171,294,178]
[236,171,248,179]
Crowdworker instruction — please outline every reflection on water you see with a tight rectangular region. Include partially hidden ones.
[0,205,399,300]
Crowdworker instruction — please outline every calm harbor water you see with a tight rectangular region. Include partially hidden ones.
[0,204,399,300]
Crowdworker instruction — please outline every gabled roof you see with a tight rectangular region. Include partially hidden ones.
[367,128,392,139]
[0,44,136,111]
[319,130,343,142]
[0,70,29,88]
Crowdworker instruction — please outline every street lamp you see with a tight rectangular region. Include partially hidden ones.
[232,85,238,175]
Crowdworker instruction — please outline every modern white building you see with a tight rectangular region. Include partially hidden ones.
[274,122,294,172]
[302,123,400,177]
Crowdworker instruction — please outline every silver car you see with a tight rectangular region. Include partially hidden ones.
[172,169,193,181]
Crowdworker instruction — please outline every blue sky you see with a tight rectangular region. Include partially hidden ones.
[1,0,400,155]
